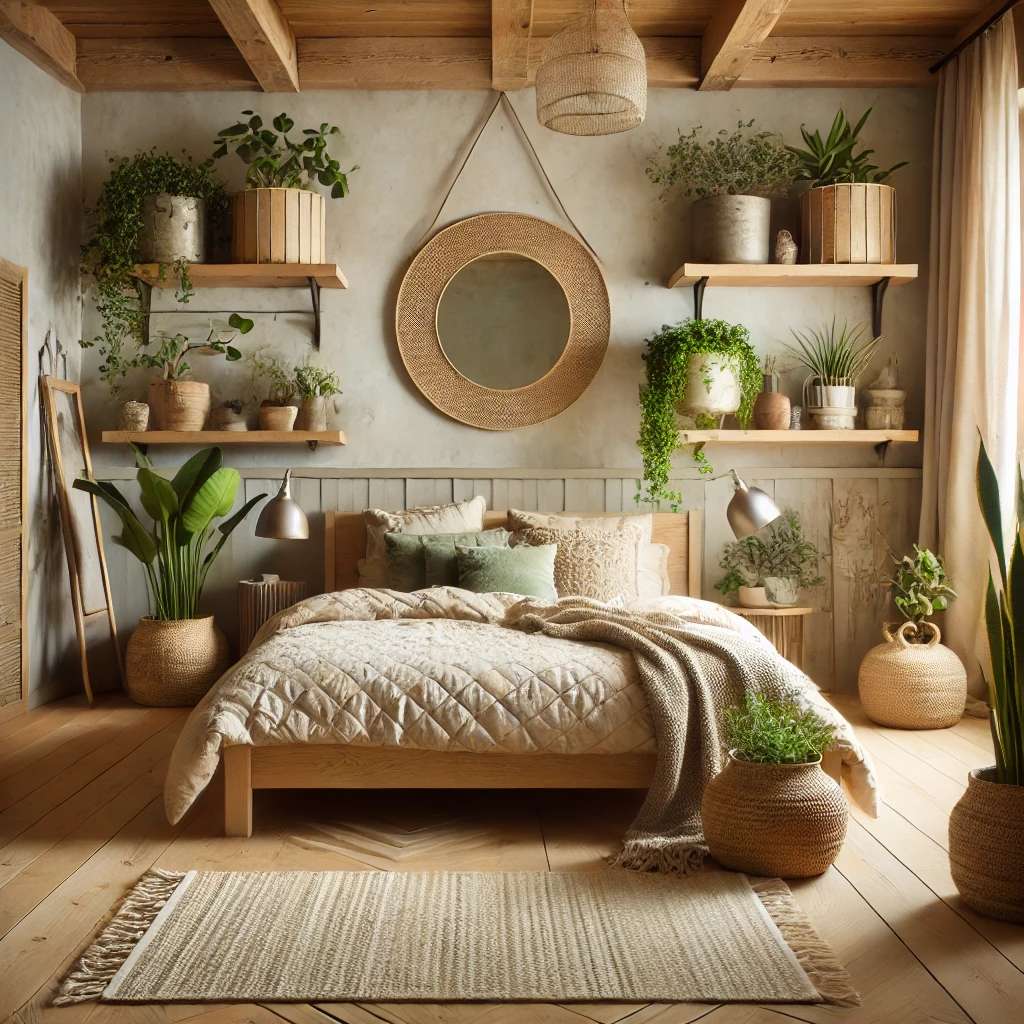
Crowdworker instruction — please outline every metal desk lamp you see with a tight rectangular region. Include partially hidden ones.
[716,469,782,539]
[255,469,309,540]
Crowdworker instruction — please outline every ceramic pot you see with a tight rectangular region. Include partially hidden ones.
[676,354,741,425]
[258,403,298,431]
[295,396,329,432]
[207,405,248,431]
[738,586,772,608]
[763,577,798,606]
[232,188,325,264]
[125,615,230,707]
[701,750,848,877]
[149,380,210,432]
[753,391,791,430]
[118,400,150,432]
[864,388,907,430]
[691,194,770,264]
[801,183,896,264]
[858,621,966,729]
[138,194,207,264]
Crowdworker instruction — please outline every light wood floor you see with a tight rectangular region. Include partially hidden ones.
[0,692,1022,1024]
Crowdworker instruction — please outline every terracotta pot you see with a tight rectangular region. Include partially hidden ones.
[753,391,791,430]
[149,380,210,432]
[801,183,895,264]
[949,767,1024,922]
[125,615,230,707]
[118,400,150,432]
[258,403,298,431]
[231,188,325,264]
[858,621,966,729]
[295,396,329,432]
[701,750,848,877]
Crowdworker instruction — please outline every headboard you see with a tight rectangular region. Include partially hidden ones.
[324,510,703,597]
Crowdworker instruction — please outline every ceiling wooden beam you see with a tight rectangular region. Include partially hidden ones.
[207,0,298,92]
[491,0,534,90]
[700,0,790,91]
[0,0,83,92]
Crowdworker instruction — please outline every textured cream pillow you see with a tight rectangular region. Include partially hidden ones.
[516,524,641,601]
[508,510,670,598]
[358,495,487,588]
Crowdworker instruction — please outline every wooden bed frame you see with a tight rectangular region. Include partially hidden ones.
[222,509,838,836]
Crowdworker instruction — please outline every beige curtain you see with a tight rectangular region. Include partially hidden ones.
[920,13,1021,697]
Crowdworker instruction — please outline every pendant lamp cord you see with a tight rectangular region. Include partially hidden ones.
[414,91,602,264]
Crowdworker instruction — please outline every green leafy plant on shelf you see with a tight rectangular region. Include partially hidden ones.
[977,436,1024,786]
[80,151,230,398]
[637,318,761,508]
[785,318,881,387]
[715,508,826,597]
[137,314,254,380]
[884,545,957,641]
[73,446,266,620]
[724,692,837,765]
[250,348,296,406]
[787,108,908,188]
[294,363,343,400]
[647,119,798,201]
[212,112,357,197]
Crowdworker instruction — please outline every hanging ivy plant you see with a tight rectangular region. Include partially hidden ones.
[637,318,761,509]
[80,151,230,398]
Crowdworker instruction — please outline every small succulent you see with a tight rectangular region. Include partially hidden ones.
[787,108,907,188]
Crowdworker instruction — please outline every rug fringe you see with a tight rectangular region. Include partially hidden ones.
[52,868,187,1006]
[752,878,861,1007]
[608,840,708,876]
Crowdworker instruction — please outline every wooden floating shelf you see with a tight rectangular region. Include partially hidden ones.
[133,264,349,289]
[101,430,347,452]
[677,429,918,444]
[667,263,919,289]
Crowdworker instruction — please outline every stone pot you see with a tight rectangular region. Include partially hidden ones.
[949,767,1024,922]
[125,615,230,706]
[864,388,907,430]
[675,354,741,426]
[138,193,207,264]
[258,403,298,431]
[701,750,848,877]
[858,621,967,729]
[295,395,329,432]
[118,400,150,432]
[691,194,771,264]
[753,391,791,430]
[763,576,798,606]
[207,405,248,431]
[149,379,210,432]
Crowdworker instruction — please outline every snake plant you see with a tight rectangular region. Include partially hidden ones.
[73,446,266,621]
[977,436,1024,785]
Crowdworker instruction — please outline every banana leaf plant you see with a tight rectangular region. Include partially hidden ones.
[73,445,266,621]
[977,436,1024,785]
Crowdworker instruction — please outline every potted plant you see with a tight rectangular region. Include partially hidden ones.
[715,508,826,608]
[787,108,907,264]
[638,318,761,506]
[294,363,342,431]
[647,120,798,264]
[212,112,356,264]
[251,349,298,430]
[701,692,847,877]
[785,318,880,430]
[72,446,266,706]
[947,439,1024,922]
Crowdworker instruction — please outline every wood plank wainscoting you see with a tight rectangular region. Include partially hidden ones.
[92,467,921,693]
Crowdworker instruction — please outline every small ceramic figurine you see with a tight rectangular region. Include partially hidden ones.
[866,353,899,390]
[775,229,798,265]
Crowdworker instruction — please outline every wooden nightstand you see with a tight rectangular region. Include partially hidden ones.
[730,607,814,670]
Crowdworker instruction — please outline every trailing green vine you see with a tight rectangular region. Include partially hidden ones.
[637,318,761,509]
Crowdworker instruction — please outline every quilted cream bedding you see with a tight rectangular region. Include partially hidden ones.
[164,587,877,824]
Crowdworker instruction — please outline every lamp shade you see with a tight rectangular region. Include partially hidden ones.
[535,0,647,137]
[726,474,782,539]
[255,469,309,540]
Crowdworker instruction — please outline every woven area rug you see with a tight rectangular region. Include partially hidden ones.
[55,869,859,1006]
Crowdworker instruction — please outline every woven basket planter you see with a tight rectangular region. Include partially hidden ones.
[118,400,150,431]
[949,768,1024,922]
[701,751,848,877]
[800,183,895,264]
[149,380,210,432]
[858,621,966,729]
[231,188,325,264]
[125,616,230,707]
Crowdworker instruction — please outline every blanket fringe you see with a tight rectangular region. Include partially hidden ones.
[752,878,861,1007]
[52,869,187,1006]
[608,840,708,876]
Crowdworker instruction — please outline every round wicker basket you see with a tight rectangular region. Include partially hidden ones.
[118,400,150,431]
[858,621,966,729]
[149,379,210,432]
[949,767,1024,922]
[125,616,230,707]
[701,751,848,877]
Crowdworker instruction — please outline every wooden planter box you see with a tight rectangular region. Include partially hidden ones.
[231,188,326,264]
[800,184,895,264]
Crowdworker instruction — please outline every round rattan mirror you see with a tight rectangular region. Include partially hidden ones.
[396,213,610,430]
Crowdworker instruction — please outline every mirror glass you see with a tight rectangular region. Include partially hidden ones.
[436,253,571,390]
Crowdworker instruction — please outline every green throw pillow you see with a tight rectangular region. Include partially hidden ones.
[385,529,511,591]
[456,543,558,601]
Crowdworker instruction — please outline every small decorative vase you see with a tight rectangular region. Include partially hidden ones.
[701,751,848,877]
[858,621,966,729]
[295,396,329,432]
[258,403,298,431]
[118,401,150,432]
[149,380,210,432]
[207,405,248,431]
[753,392,791,430]
[949,767,1024,922]
[124,615,230,706]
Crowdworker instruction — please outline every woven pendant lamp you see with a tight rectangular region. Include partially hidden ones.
[535,0,647,137]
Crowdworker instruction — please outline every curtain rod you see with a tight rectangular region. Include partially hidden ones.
[930,0,1020,73]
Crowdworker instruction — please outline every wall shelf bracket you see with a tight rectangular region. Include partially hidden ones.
[693,276,709,320]
[307,439,319,451]
[874,439,891,462]
[871,277,891,338]
[308,276,321,349]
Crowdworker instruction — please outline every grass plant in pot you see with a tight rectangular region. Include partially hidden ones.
[947,439,1024,922]
[858,545,965,729]
[251,349,298,430]
[715,508,825,608]
[701,692,847,877]
[73,446,266,706]
[294,363,342,431]
[647,120,797,264]
[637,318,761,506]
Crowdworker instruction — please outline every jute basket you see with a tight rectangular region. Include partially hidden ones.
[125,616,230,707]
[149,380,211,432]
[701,751,848,877]
[118,400,150,431]
[858,621,966,729]
[949,767,1024,922]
